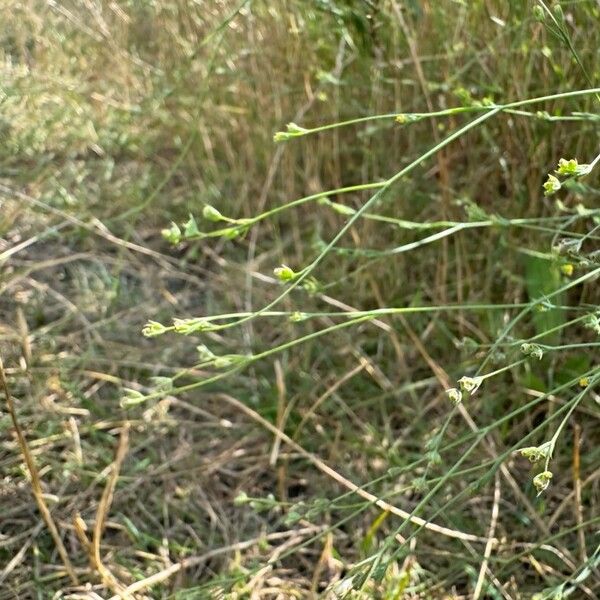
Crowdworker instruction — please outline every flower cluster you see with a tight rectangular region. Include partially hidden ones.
[161,207,252,245]
[273,122,309,142]
[543,157,591,196]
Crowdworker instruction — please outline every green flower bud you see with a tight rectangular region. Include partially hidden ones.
[325,199,355,216]
[519,441,552,463]
[285,122,307,135]
[273,122,308,142]
[142,320,168,337]
[120,388,146,408]
[214,354,247,369]
[446,387,463,405]
[533,470,553,495]
[395,113,420,124]
[532,5,545,21]
[202,204,224,222]
[196,344,217,361]
[289,311,309,322]
[222,226,246,240]
[426,450,442,466]
[273,131,289,143]
[457,375,483,395]
[556,158,578,175]
[234,491,250,506]
[459,336,479,352]
[534,299,554,313]
[556,158,591,177]
[543,174,561,196]
[249,493,276,513]
[161,222,182,244]
[274,264,297,282]
[173,317,214,334]
[520,342,544,360]
[183,214,200,237]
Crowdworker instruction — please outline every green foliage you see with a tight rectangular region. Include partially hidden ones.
[524,255,565,344]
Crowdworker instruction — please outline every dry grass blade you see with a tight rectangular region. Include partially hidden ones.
[572,423,587,563]
[473,474,501,600]
[0,356,79,585]
[90,423,131,598]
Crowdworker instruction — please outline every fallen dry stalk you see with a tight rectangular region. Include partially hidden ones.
[0,356,79,585]
[217,392,488,544]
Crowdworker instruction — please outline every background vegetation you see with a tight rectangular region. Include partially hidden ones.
[1,0,599,598]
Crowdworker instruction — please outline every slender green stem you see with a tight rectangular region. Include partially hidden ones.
[480,359,526,381]
[152,302,542,335]
[375,366,600,574]
[142,315,373,401]
[544,374,599,471]
[208,87,600,333]
[276,104,600,139]
[478,265,600,373]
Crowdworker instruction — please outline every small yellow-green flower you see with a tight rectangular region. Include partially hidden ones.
[445,388,463,405]
[556,158,580,176]
[519,441,552,463]
[543,174,561,196]
[395,113,420,124]
[555,157,591,177]
[273,122,308,142]
[457,375,483,395]
[533,470,553,496]
[520,342,544,360]
[560,263,574,276]
[274,265,297,282]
